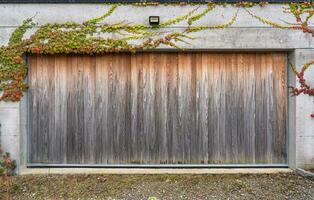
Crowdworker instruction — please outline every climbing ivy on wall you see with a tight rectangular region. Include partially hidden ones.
[0,2,313,117]
[246,2,314,117]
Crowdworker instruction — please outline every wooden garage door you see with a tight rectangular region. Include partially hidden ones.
[28,52,287,165]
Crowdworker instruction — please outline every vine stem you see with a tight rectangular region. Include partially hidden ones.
[288,61,314,117]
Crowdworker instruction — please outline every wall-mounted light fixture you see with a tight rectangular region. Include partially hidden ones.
[149,16,160,26]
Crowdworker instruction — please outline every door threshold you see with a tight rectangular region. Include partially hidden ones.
[20,167,292,175]
[27,163,289,168]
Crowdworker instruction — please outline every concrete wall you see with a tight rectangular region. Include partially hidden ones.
[0,3,313,172]
[293,49,314,169]
[0,102,20,168]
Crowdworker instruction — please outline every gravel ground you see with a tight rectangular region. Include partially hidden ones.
[0,173,313,200]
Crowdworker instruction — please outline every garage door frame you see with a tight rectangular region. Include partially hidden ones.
[23,51,292,168]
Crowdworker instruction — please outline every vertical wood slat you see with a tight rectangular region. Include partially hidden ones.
[66,56,79,163]
[259,53,272,163]
[28,56,37,163]
[130,54,140,163]
[82,56,96,164]
[255,53,265,164]
[247,54,256,163]
[75,56,85,163]
[224,54,233,163]
[47,56,56,163]
[28,52,287,165]
[237,54,245,163]
[155,53,168,163]
[125,54,132,164]
[239,54,256,163]
[230,53,239,164]
[195,53,205,163]
[274,53,287,164]
[272,53,280,164]
[34,56,41,163]
[265,53,274,163]
[208,53,217,163]
[166,53,178,164]
[53,56,66,163]
[218,53,227,163]
[95,55,109,164]
[107,54,116,163]
[178,53,194,163]
[39,56,50,163]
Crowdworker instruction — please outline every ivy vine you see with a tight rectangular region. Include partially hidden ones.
[0,2,313,118]
[0,3,237,101]
[246,2,314,117]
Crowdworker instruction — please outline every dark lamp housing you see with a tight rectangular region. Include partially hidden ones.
[149,16,160,26]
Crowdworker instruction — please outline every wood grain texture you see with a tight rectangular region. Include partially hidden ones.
[53,55,65,163]
[28,52,287,165]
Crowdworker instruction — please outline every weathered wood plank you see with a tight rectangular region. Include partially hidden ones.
[76,56,85,163]
[237,54,246,164]
[195,53,208,164]
[110,54,130,163]
[66,55,79,163]
[95,55,109,164]
[247,54,256,164]
[224,53,233,163]
[81,56,96,163]
[165,53,178,164]
[275,53,287,164]
[256,53,275,164]
[124,54,132,164]
[271,53,280,164]
[53,55,67,163]
[106,54,116,164]
[177,53,194,163]
[155,53,168,163]
[141,54,150,164]
[28,56,37,163]
[209,53,220,163]
[189,53,197,164]
[229,53,239,164]
[38,55,49,163]
[149,53,158,163]
[218,53,227,163]
[46,56,56,163]
[130,54,140,163]
[134,54,145,163]
[265,53,274,163]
